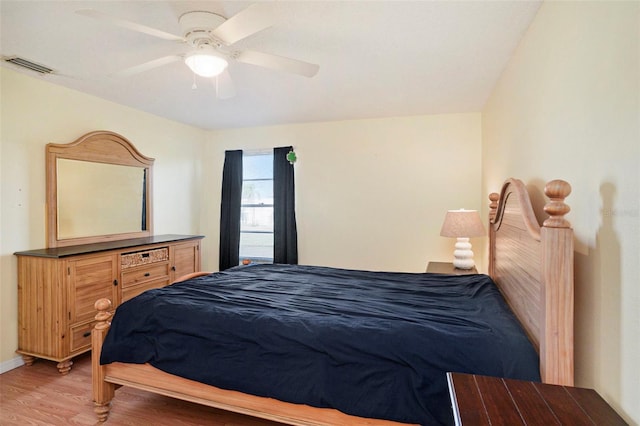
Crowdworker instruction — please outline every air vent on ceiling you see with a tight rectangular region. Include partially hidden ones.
[4,56,54,74]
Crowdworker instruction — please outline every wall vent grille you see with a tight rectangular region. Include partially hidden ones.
[4,56,54,74]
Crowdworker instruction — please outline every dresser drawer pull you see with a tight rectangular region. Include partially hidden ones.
[144,272,151,277]
[83,331,91,338]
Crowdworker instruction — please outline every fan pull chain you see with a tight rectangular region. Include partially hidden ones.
[192,72,197,90]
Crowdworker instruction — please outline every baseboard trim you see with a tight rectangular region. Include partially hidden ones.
[0,356,25,374]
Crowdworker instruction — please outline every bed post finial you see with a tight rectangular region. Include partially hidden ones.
[94,298,112,325]
[488,192,500,222]
[543,180,572,228]
[540,179,574,386]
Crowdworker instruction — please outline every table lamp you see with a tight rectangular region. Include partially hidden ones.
[439,209,485,269]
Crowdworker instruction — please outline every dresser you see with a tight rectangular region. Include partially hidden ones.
[15,234,203,374]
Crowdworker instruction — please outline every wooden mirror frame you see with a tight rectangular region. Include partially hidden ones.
[46,131,154,248]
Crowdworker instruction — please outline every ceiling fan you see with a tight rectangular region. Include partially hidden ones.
[76,4,320,99]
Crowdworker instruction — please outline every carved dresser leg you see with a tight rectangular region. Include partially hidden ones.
[56,360,73,375]
[21,355,36,366]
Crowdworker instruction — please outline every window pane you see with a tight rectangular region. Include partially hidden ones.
[242,180,273,205]
[239,232,273,260]
[243,153,273,180]
[240,152,274,264]
[241,206,273,232]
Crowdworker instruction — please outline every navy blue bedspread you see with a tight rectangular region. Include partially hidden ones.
[101,264,540,425]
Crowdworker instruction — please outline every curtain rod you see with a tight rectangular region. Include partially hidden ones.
[243,147,294,156]
[243,148,274,155]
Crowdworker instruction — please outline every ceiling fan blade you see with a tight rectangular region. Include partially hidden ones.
[236,50,319,78]
[211,3,275,45]
[76,9,184,42]
[215,69,236,99]
[113,55,182,77]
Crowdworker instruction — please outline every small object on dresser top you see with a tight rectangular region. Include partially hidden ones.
[426,261,477,275]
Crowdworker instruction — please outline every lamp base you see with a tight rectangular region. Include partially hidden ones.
[452,237,476,270]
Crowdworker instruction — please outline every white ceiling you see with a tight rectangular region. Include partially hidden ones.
[0,1,541,130]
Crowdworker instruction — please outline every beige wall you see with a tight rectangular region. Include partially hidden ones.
[0,68,205,366]
[201,114,483,273]
[482,1,639,424]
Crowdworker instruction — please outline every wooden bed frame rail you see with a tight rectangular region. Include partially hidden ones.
[92,178,574,423]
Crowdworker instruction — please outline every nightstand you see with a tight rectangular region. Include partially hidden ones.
[426,261,477,275]
[447,372,627,425]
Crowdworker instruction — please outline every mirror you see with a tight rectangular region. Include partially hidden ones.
[46,131,154,248]
[56,159,146,239]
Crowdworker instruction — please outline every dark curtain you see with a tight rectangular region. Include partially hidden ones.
[273,146,298,264]
[141,169,147,230]
[219,150,243,270]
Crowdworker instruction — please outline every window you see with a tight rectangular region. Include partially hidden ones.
[219,147,297,270]
[239,152,273,263]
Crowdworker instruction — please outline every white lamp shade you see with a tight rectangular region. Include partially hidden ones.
[185,51,228,77]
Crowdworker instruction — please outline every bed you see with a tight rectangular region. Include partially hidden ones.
[92,178,574,425]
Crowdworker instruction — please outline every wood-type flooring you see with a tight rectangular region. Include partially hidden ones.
[0,353,284,425]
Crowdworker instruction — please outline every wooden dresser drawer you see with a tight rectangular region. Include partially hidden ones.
[121,247,169,269]
[70,320,95,353]
[122,263,170,287]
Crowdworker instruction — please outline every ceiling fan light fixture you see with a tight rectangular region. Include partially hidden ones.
[185,51,228,78]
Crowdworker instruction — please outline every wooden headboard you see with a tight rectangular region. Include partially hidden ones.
[487,178,574,386]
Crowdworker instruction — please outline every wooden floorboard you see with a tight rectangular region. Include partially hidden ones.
[0,353,284,425]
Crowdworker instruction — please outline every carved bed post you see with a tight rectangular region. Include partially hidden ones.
[540,180,574,386]
[92,298,115,422]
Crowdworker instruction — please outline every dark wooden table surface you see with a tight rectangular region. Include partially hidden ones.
[426,261,477,275]
[447,372,628,425]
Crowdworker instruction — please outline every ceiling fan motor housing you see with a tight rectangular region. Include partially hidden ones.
[179,11,226,47]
